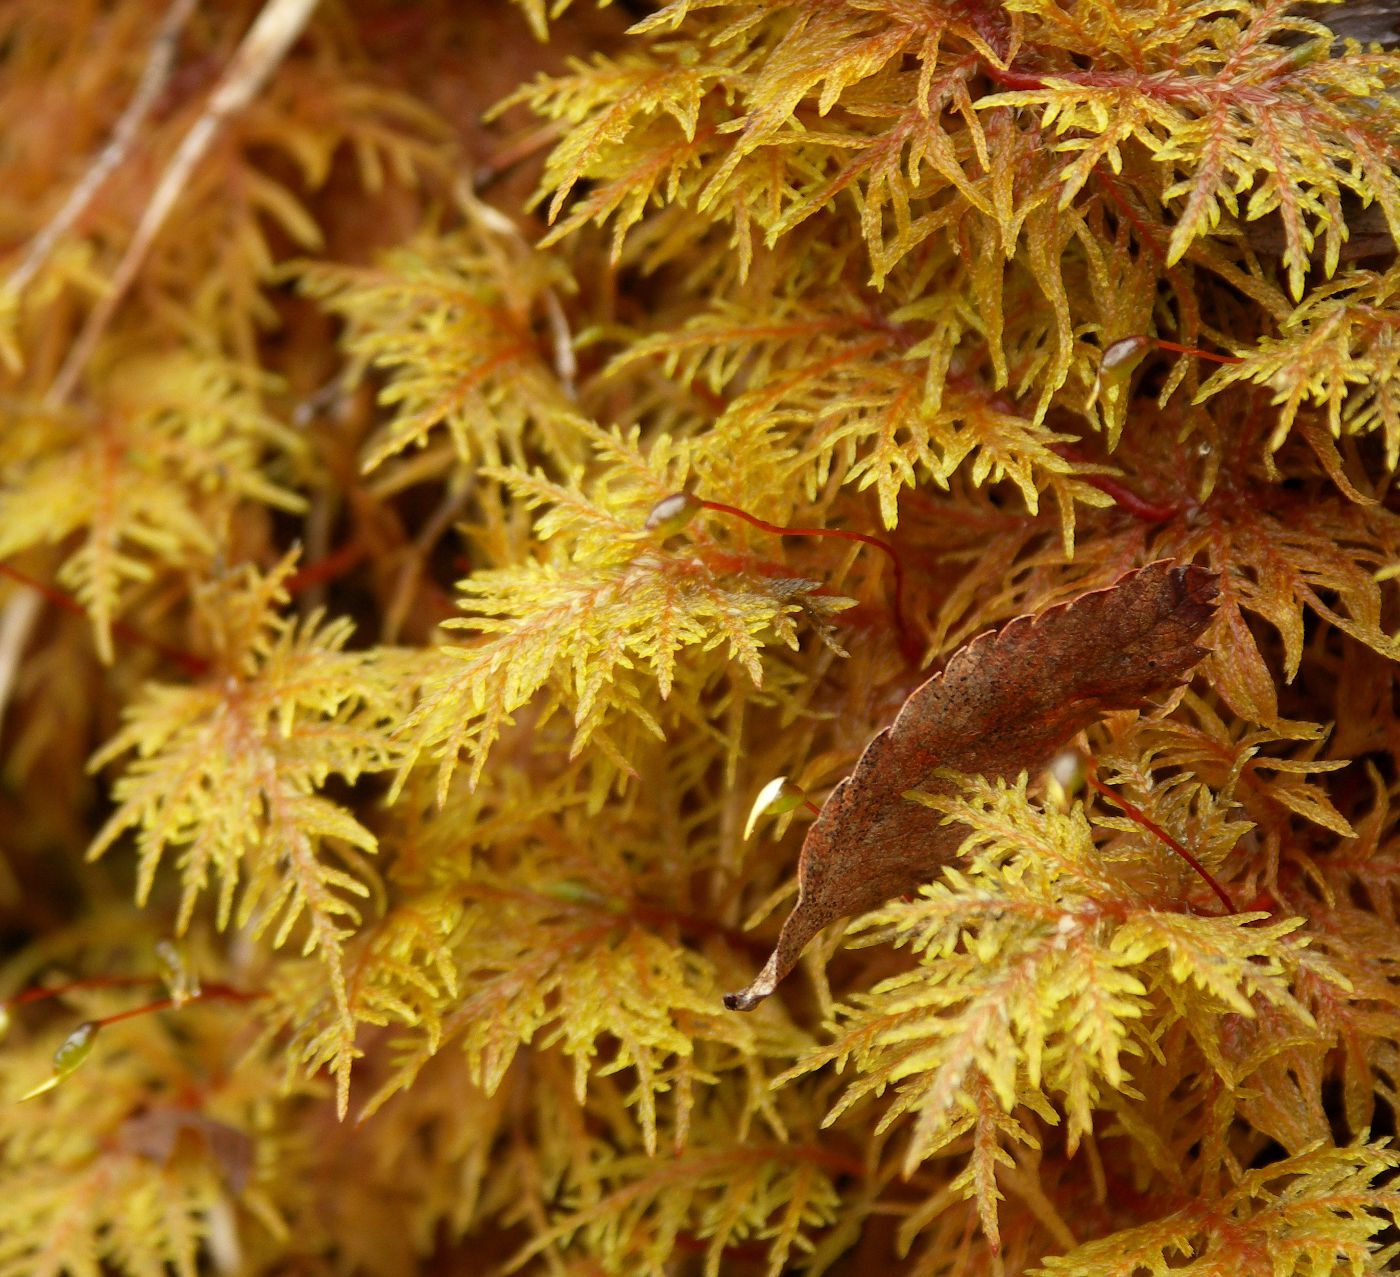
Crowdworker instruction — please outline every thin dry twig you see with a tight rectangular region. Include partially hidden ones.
[47,0,321,407]
[4,0,199,302]
[383,479,473,643]
[456,177,578,395]
[0,587,42,733]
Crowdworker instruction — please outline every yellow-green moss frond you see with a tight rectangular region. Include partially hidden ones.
[612,288,1113,537]
[1198,263,1400,479]
[1037,1139,1400,1277]
[87,556,414,1113]
[984,2,1400,300]
[0,352,303,661]
[780,776,1325,1235]
[520,48,723,260]
[509,1085,850,1277]
[1095,703,1357,887]
[396,427,852,800]
[520,1,1002,278]
[295,211,586,477]
[0,982,297,1277]
[359,869,744,1154]
[281,745,813,1133]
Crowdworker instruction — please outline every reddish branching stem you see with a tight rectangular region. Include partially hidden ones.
[1151,338,1243,366]
[696,498,917,663]
[6,975,264,1024]
[1084,768,1237,912]
[980,62,1051,90]
[0,561,210,677]
[1050,446,1180,524]
[285,539,369,595]
[1086,473,1180,524]
[6,974,160,1008]
[0,532,376,680]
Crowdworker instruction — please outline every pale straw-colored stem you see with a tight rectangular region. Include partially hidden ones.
[5,0,199,301]
[47,0,321,407]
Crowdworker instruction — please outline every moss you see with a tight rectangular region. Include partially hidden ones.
[1,1,1398,1272]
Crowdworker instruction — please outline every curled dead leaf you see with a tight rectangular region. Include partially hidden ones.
[725,560,1220,1011]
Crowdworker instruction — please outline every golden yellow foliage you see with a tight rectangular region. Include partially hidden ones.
[1,1,1399,1274]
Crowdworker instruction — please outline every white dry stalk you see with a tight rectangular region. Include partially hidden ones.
[0,587,43,733]
[47,0,322,407]
[455,177,578,397]
[4,0,199,301]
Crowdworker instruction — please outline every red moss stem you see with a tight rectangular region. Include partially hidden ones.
[1050,446,1180,524]
[285,539,368,594]
[6,974,161,1007]
[696,498,916,663]
[1151,338,1242,366]
[0,561,210,677]
[981,63,1050,90]
[1088,475,1180,523]
[7,977,264,1022]
[1084,769,1237,912]
[84,983,264,1030]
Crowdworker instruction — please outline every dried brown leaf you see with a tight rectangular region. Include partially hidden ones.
[725,561,1220,1011]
